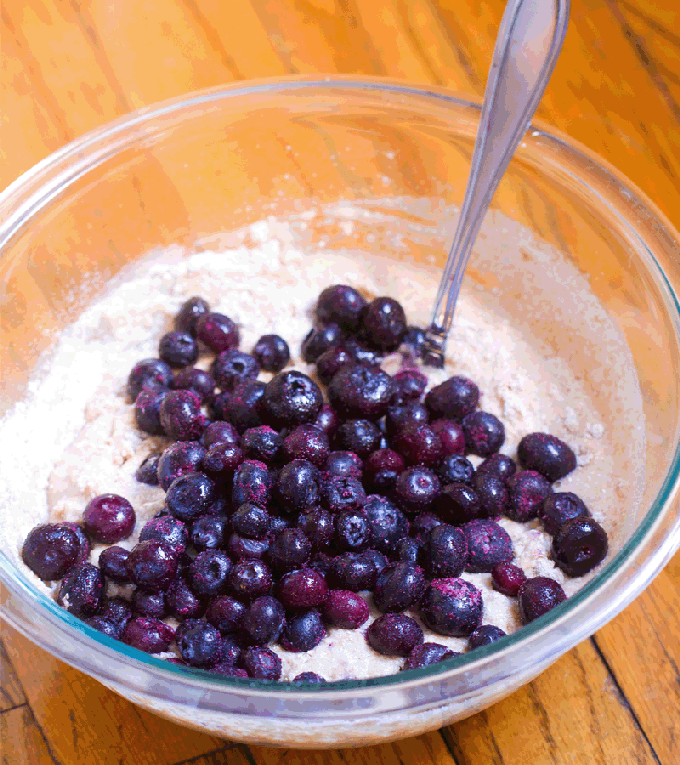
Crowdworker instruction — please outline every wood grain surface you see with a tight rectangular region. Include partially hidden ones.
[1,1,679,764]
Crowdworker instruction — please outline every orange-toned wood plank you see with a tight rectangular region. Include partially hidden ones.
[0,704,59,765]
[0,637,26,712]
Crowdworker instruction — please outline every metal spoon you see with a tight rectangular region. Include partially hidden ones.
[422,0,570,368]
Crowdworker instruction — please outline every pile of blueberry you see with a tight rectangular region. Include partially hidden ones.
[21,285,608,682]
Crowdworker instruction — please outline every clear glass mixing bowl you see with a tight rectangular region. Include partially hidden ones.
[1,77,680,748]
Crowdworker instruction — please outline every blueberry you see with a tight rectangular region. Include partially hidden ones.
[262,371,323,429]
[134,388,168,435]
[212,350,260,391]
[395,467,441,514]
[22,523,81,581]
[552,516,608,577]
[328,552,379,591]
[463,519,513,573]
[343,337,383,366]
[276,460,319,514]
[367,613,423,657]
[317,284,367,332]
[421,525,468,578]
[252,334,290,373]
[436,455,475,486]
[542,492,590,536]
[83,494,135,544]
[391,368,428,404]
[364,449,405,494]
[462,411,505,457]
[323,451,363,480]
[122,617,174,653]
[166,472,216,522]
[316,346,354,386]
[136,453,161,485]
[491,562,527,597]
[507,471,553,522]
[373,562,426,613]
[410,510,442,540]
[333,419,381,457]
[314,404,341,437]
[468,624,506,650]
[170,368,216,405]
[402,326,427,356]
[228,559,273,600]
[231,504,270,539]
[301,324,345,363]
[283,425,330,467]
[268,529,312,572]
[84,616,122,640]
[392,537,422,564]
[280,609,326,652]
[474,472,509,518]
[159,390,206,441]
[201,421,240,449]
[239,595,286,646]
[401,642,457,671]
[187,550,233,597]
[62,522,91,565]
[203,442,244,475]
[420,578,483,636]
[232,460,270,509]
[431,419,466,457]
[125,540,178,593]
[477,453,517,482]
[132,590,167,619]
[425,376,479,421]
[191,515,229,551]
[241,646,282,680]
[361,297,407,351]
[334,509,370,552]
[127,358,173,401]
[293,672,326,684]
[323,590,369,628]
[98,598,132,630]
[321,476,366,514]
[394,423,443,467]
[435,481,482,526]
[176,620,223,667]
[363,494,409,553]
[195,312,239,353]
[166,577,204,619]
[212,379,266,433]
[241,426,282,464]
[159,331,199,368]
[518,577,566,623]
[206,595,247,633]
[518,432,577,482]
[296,506,333,550]
[175,296,210,335]
[385,401,429,438]
[157,441,205,491]
[226,533,270,561]
[278,568,328,609]
[57,563,105,617]
[328,364,394,421]
[98,545,131,583]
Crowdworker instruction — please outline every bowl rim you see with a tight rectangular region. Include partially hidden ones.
[2,74,680,703]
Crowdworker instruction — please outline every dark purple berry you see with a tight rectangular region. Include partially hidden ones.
[507,471,553,522]
[552,516,608,577]
[226,533,269,561]
[187,550,232,598]
[228,559,273,600]
[385,401,429,438]
[157,441,205,491]
[280,609,326,652]
[402,325,427,356]
[518,432,577,482]
[321,476,366,514]
[343,337,382,366]
[98,546,131,583]
[436,455,475,486]
[328,552,378,591]
[293,672,326,684]
[421,525,468,578]
[283,425,330,467]
[402,642,457,671]
[252,334,290,373]
[542,492,591,536]
[59,524,90,566]
[324,451,363,480]
[139,516,189,555]
[159,331,198,368]
[462,411,505,457]
[316,346,354,386]
[98,598,132,630]
[212,380,266,433]
[166,577,204,619]
[518,577,566,623]
[175,296,210,336]
[165,472,216,522]
[361,297,407,351]
[391,368,427,403]
[84,616,121,639]
[410,510,442,540]
[268,528,312,572]
[134,388,168,435]
[203,442,244,475]
[364,449,404,494]
[191,515,228,551]
[333,419,381,458]
[267,513,290,538]
[83,494,135,544]
[22,523,80,581]
[474,472,509,518]
[241,426,282,464]
[297,507,333,550]
[201,421,240,449]
[195,312,239,353]
[136,453,160,485]
[171,367,215,403]
[425,376,479,421]
[334,509,370,552]
[176,620,223,667]
[127,358,173,401]
[363,495,408,553]
[122,617,174,653]
[57,563,105,617]
[241,646,282,680]
[314,404,341,437]
[239,595,285,646]
[262,371,323,429]
[477,453,517,481]
[420,578,483,636]
[367,613,423,657]
[126,540,178,593]
[431,419,466,457]
[278,568,328,609]
[328,364,394,421]
[232,504,269,538]
[395,467,441,514]
[393,537,422,563]
[308,551,333,577]
[212,350,260,391]
[394,423,443,467]
[323,590,369,628]
[374,562,426,613]
[132,590,166,619]
[301,324,345,363]
[491,562,527,596]
[206,596,247,634]
[276,460,319,514]
[317,284,367,332]
[463,519,513,573]
[468,624,506,650]
[160,390,206,441]
[232,460,270,509]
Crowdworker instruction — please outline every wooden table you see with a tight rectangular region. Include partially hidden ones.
[1,1,679,763]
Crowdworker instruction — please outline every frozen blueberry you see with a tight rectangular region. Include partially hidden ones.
[160,390,206,441]
[333,419,381,458]
[268,529,312,572]
[241,646,282,680]
[321,476,366,514]
[232,460,270,509]
[518,432,577,482]
[541,492,591,536]
[301,324,345,363]
[252,334,290,373]
[420,578,483,636]
[308,551,333,578]
[277,567,328,609]
[367,613,423,657]
[84,616,121,640]
[206,595,247,634]
[393,537,423,564]
[361,297,407,351]
[328,364,395,421]
[280,609,326,652]
[126,540,178,593]
[394,423,443,467]
[374,562,426,613]
[98,598,132,631]
[122,617,174,653]
[518,577,566,623]
[468,624,506,650]
[434,482,480,525]
[317,284,367,332]
[127,358,173,401]
[328,552,379,591]
[83,494,135,544]
[363,494,409,553]
[239,595,286,646]
[463,520,513,573]
[231,504,269,539]
[203,442,244,475]
[170,368,215,405]
[241,426,282,464]
[175,296,210,336]
[57,563,105,618]
[402,642,457,670]
[425,376,479,421]
[159,331,199,368]
[228,559,273,600]
[364,449,404,494]
[165,472,217,522]
[263,371,323,429]
[474,472,509,518]
[226,533,270,561]
[297,507,334,550]
[61,523,90,565]
[409,511,440,541]
[552,516,608,577]
[196,312,239,353]
[283,425,330,467]
[136,453,160,485]
[395,467,441,514]
[134,388,168,435]
[276,459,319,514]
[334,509,371,552]
[166,577,204,620]
[462,411,505,457]
[139,517,188,557]
[343,336,382,366]
[293,672,326,684]
[212,350,260,391]
[477,453,517,482]
[421,525,468,578]
[507,471,553,522]
[22,523,81,581]
[212,380,266,433]
[391,368,428,404]
[314,404,341,437]
[98,546,131,584]
[491,562,527,597]
[201,420,240,449]
[323,590,369,628]
[316,346,354,386]
[430,419,466,457]
[176,620,223,667]
[324,451,363,480]
[132,590,166,619]
[187,550,232,598]
[157,441,205,490]
[385,401,429,438]
[436,455,475,486]
[191,515,228,551]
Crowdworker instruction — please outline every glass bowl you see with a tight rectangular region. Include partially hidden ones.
[1,77,680,748]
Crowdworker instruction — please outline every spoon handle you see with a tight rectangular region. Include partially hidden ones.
[422,0,570,367]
